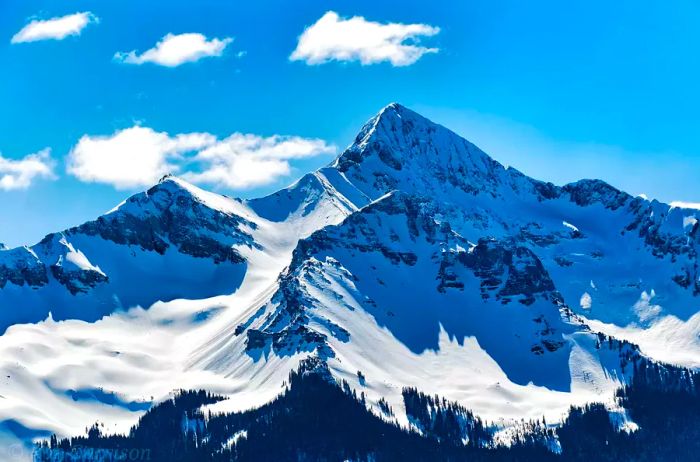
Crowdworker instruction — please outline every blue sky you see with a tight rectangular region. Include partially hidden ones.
[1,0,699,247]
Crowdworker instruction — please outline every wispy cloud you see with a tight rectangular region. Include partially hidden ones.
[114,33,233,67]
[184,134,335,188]
[290,11,440,66]
[66,127,334,190]
[670,201,700,210]
[0,149,55,190]
[11,12,98,44]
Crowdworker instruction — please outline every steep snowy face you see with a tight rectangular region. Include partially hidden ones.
[325,104,700,331]
[334,103,528,202]
[247,168,372,239]
[0,176,259,331]
[239,192,588,391]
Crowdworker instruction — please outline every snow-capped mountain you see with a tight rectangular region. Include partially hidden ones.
[1,103,699,458]
[0,177,260,330]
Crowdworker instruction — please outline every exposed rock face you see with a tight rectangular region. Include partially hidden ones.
[292,192,442,270]
[0,247,49,289]
[243,262,343,359]
[70,178,259,264]
[0,234,108,294]
[562,179,630,210]
[49,265,106,295]
[458,238,557,303]
[41,233,109,294]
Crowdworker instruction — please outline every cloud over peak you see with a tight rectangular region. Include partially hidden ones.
[67,126,335,190]
[185,134,335,189]
[114,33,233,67]
[11,12,98,44]
[0,149,55,190]
[290,11,440,66]
[67,126,215,189]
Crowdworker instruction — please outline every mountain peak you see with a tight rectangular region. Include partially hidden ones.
[147,174,225,208]
[336,103,444,170]
[332,103,511,202]
[152,173,196,193]
[347,103,430,148]
[375,102,409,118]
[373,102,429,129]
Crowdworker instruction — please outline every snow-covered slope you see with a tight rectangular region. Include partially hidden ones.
[0,103,698,456]
[235,189,641,428]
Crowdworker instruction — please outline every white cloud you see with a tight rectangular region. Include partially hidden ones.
[185,134,336,188]
[0,149,55,190]
[11,12,98,44]
[67,126,215,189]
[115,33,233,67]
[290,11,440,66]
[670,201,700,210]
[66,127,335,190]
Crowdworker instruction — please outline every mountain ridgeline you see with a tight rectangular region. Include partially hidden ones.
[0,104,699,459]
